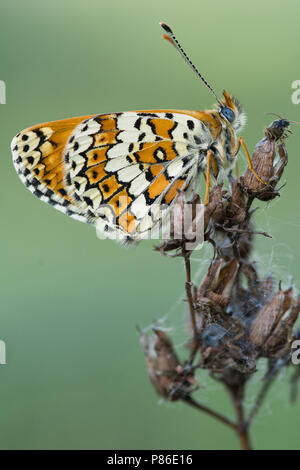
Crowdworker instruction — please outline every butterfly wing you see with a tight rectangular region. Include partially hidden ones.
[11,115,96,223]
[12,110,213,241]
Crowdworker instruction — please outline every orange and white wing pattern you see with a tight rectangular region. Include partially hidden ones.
[12,111,212,242]
[11,115,95,224]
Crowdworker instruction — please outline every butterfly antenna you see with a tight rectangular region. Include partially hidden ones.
[160,22,223,106]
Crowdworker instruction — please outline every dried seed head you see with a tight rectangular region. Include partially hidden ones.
[198,259,239,308]
[243,136,276,194]
[243,128,289,201]
[263,295,300,358]
[227,178,247,225]
[140,328,195,400]
[144,118,296,427]
[205,184,227,225]
[249,287,300,357]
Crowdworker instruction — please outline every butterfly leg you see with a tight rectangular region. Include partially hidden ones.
[204,149,214,205]
[234,136,267,185]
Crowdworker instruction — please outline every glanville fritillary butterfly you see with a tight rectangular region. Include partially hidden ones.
[12,23,249,245]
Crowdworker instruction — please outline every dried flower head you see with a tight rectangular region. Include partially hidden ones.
[243,120,289,200]
[140,328,197,400]
[140,119,298,450]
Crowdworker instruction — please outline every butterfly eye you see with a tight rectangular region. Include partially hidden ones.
[221,107,235,123]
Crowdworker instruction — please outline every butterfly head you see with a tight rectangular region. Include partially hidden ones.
[218,90,247,132]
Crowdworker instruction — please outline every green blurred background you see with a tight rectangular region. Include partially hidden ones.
[1,0,300,450]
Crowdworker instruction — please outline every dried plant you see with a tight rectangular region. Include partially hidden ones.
[140,119,300,450]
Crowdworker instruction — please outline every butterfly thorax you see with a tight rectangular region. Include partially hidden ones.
[194,109,237,168]
[209,112,237,171]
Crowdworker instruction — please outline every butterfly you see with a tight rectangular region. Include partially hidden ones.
[11,22,250,245]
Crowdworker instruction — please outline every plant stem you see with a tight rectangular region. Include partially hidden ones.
[183,252,198,362]
[226,384,253,450]
[246,362,284,426]
[238,426,252,451]
[182,395,237,430]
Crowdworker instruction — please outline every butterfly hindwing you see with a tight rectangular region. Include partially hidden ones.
[63,111,208,240]
[12,110,209,241]
[11,115,95,223]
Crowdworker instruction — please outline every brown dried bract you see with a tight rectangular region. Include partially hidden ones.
[140,328,196,400]
[243,120,289,200]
